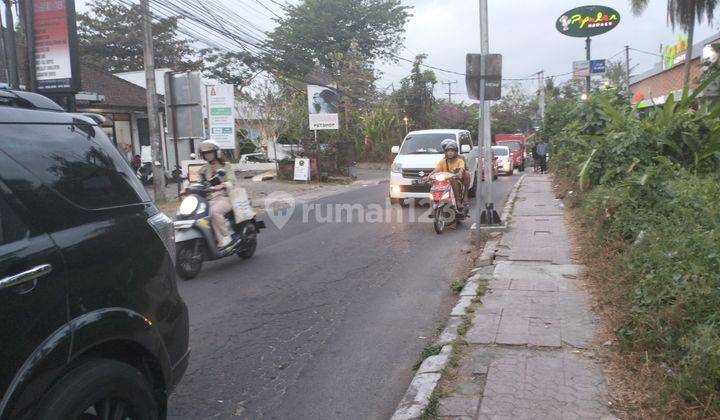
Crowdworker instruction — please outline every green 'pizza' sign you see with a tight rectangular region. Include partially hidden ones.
[556,5,620,38]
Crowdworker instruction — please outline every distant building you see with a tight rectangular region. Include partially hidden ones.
[630,32,720,107]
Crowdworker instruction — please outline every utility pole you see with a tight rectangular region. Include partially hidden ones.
[585,37,591,94]
[624,45,631,95]
[476,0,498,236]
[3,0,19,88]
[442,80,458,103]
[538,70,545,122]
[140,0,166,201]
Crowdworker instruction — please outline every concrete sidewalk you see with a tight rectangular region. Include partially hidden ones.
[437,173,615,419]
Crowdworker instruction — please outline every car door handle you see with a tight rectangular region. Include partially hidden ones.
[0,264,53,291]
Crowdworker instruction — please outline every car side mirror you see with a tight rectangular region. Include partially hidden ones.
[461,144,471,153]
[391,146,400,154]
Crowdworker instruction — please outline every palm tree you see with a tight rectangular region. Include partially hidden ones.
[631,0,719,91]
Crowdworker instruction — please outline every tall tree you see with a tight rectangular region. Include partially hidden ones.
[631,0,718,91]
[78,0,199,72]
[265,0,410,78]
[490,84,537,137]
[394,54,437,130]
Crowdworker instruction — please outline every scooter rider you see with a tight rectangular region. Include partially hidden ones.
[197,140,236,248]
[429,139,469,207]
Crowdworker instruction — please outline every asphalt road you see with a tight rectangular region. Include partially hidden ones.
[168,173,521,420]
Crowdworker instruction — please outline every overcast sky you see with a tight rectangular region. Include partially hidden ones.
[73,0,718,101]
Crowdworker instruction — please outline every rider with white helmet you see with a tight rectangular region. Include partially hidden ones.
[198,140,236,248]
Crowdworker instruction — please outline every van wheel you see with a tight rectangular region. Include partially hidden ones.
[176,239,204,280]
[35,359,159,420]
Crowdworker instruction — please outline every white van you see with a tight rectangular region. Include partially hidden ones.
[389,129,479,205]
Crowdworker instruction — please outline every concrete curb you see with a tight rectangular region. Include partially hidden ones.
[391,240,500,420]
[500,174,525,222]
[474,174,526,234]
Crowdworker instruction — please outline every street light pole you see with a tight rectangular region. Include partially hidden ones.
[140,0,166,201]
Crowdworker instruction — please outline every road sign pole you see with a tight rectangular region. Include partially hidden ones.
[585,37,591,93]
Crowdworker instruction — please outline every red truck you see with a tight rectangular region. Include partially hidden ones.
[495,133,526,172]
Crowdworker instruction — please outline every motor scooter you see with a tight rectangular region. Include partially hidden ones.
[174,171,265,279]
[427,170,469,234]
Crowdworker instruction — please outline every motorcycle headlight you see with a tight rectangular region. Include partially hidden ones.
[391,162,402,173]
[435,173,448,182]
[178,195,199,216]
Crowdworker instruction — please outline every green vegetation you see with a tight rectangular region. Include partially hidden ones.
[413,345,443,371]
[449,278,466,294]
[546,69,720,414]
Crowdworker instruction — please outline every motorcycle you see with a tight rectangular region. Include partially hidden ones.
[427,170,469,234]
[173,170,265,279]
[137,161,185,186]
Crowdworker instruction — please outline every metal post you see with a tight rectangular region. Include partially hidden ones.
[314,129,319,182]
[538,70,545,121]
[476,0,498,234]
[624,45,630,94]
[585,37,591,93]
[21,0,36,91]
[140,0,166,201]
[166,72,182,197]
[4,0,19,88]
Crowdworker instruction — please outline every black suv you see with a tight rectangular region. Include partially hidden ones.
[0,90,189,419]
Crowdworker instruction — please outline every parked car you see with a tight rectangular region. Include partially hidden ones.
[240,152,270,163]
[0,90,189,420]
[480,154,499,181]
[495,133,526,172]
[389,129,479,205]
[492,145,514,175]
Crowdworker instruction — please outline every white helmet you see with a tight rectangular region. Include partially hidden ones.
[199,139,220,153]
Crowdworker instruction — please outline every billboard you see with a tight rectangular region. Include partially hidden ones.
[573,61,590,78]
[32,0,80,93]
[206,84,236,150]
[556,6,620,38]
[307,84,339,130]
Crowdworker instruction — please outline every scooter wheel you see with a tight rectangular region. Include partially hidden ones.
[176,239,204,280]
[237,238,257,259]
[433,207,445,234]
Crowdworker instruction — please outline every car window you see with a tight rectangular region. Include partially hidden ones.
[0,122,151,209]
[460,133,472,151]
[492,147,509,156]
[0,192,28,245]
[399,133,456,154]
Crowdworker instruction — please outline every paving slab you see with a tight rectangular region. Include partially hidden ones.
[437,174,613,419]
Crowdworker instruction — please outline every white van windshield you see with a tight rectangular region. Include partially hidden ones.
[399,133,456,154]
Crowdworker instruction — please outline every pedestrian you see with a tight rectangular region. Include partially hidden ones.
[536,138,549,174]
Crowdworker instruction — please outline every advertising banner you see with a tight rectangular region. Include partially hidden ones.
[206,84,236,150]
[307,84,339,130]
[32,0,80,93]
[556,6,621,38]
[573,61,590,78]
[589,59,606,75]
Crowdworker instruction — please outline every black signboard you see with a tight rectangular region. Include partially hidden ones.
[556,5,620,38]
[465,54,502,101]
